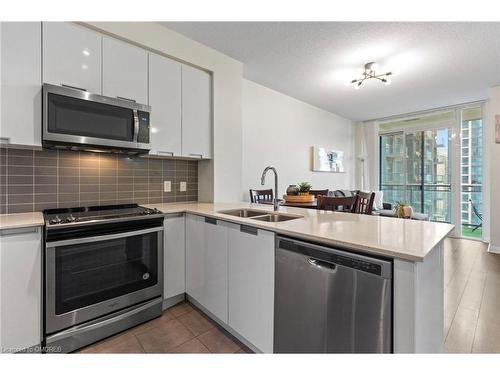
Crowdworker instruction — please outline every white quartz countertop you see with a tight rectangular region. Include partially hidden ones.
[0,212,44,231]
[0,202,454,261]
[146,202,454,262]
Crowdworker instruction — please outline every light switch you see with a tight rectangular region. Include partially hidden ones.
[163,181,171,192]
[180,181,187,192]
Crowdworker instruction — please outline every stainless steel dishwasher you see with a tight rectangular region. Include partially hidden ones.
[274,236,392,353]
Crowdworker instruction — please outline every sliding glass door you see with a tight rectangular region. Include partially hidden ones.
[380,128,451,223]
[380,133,405,204]
[379,107,483,239]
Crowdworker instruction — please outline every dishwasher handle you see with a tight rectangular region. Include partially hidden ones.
[308,257,337,272]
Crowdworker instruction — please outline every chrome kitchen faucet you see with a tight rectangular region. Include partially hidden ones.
[261,166,279,211]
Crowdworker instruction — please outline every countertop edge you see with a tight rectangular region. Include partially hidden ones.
[0,212,45,231]
[1,204,454,262]
[153,204,454,262]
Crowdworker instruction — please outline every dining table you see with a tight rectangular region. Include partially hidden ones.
[259,199,318,209]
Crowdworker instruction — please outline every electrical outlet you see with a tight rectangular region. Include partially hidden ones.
[180,181,187,192]
[163,181,171,193]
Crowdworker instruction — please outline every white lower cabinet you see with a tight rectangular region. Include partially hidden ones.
[0,227,42,353]
[163,214,186,300]
[227,223,275,353]
[184,214,275,352]
[185,214,228,324]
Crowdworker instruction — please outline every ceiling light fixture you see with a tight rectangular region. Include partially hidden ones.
[351,62,392,89]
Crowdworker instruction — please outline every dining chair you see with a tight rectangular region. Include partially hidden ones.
[309,189,329,198]
[352,191,375,215]
[317,195,356,212]
[249,189,273,203]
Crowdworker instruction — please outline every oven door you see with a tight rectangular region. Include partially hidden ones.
[45,226,163,334]
[42,83,150,152]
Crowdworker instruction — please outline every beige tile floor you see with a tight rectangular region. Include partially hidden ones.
[77,236,499,354]
[77,302,251,354]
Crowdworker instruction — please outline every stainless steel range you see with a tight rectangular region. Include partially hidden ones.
[43,204,164,353]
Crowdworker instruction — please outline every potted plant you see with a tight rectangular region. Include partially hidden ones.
[297,182,312,196]
[394,201,413,219]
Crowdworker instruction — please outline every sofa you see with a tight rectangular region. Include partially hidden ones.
[331,190,429,221]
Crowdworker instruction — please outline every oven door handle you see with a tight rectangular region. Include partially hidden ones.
[46,226,163,247]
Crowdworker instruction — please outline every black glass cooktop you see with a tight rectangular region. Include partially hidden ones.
[43,204,162,225]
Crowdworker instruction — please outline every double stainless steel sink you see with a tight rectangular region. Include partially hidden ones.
[217,209,302,222]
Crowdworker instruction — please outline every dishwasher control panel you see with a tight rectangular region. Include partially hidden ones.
[335,255,382,276]
[277,238,391,278]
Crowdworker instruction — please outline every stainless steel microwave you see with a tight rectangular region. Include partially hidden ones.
[42,83,151,154]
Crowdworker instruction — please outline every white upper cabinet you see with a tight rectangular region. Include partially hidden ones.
[102,37,148,104]
[163,214,185,300]
[148,53,182,156]
[42,22,101,93]
[0,227,42,352]
[228,224,275,353]
[181,65,212,159]
[0,22,42,147]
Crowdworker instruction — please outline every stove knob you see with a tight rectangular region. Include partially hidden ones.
[60,214,76,223]
[49,216,62,225]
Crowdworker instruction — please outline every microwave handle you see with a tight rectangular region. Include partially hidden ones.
[117,96,137,103]
[133,109,139,143]
[61,83,87,92]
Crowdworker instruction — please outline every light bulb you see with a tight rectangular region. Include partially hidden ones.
[370,63,379,72]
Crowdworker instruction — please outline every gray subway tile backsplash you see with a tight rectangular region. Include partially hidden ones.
[0,148,199,214]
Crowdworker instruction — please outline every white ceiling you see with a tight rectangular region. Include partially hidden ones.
[160,22,500,121]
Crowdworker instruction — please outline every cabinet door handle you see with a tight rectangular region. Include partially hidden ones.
[205,217,217,225]
[158,151,174,156]
[189,153,203,159]
[0,137,10,144]
[240,225,258,236]
[117,96,137,103]
[0,226,40,236]
[165,213,183,219]
[61,83,87,92]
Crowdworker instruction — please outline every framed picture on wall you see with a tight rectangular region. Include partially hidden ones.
[312,146,345,173]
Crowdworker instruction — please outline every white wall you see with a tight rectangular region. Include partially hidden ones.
[83,22,243,202]
[484,86,499,249]
[242,79,355,201]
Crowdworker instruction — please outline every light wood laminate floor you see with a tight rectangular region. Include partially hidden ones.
[77,236,499,354]
[444,237,500,353]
